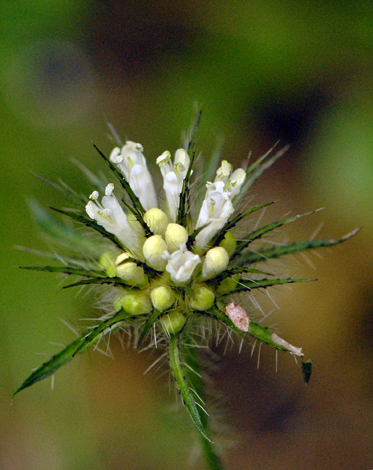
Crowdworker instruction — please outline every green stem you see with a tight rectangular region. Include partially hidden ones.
[168,335,223,470]
[184,346,224,470]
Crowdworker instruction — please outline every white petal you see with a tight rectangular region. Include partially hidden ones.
[165,249,201,284]
[110,147,123,164]
[129,164,158,210]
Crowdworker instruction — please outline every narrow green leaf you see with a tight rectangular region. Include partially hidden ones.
[50,206,124,251]
[187,223,209,250]
[213,267,274,284]
[121,198,153,238]
[13,309,131,396]
[19,265,106,278]
[28,200,100,254]
[234,209,320,257]
[33,174,87,204]
[138,309,162,345]
[210,201,275,248]
[208,305,303,356]
[93,145,153,237]
[168,334,211,442]
[232,144,289,208]
[93,145,145,216]
[237,229,360,265]
[71,158,107,194]
[193,137,224,216]
[62,276,126,289]
[223,277,316,295]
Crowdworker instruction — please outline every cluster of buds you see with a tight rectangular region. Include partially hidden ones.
[16,114,357,445]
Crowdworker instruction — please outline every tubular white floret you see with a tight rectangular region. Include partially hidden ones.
[164,247,201,284]
[85,183,143,256]
[227,168,246,197]
[110,141,157,211]
[195,181,234,251]
[156,148,190,222]
[215,160,232,183]
[215,160,246,198]
[194,160,246,251]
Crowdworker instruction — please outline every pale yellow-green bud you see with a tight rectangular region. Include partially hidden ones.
[99,252,117,277]
[113,292,127,312]
[219,231,237,257]
[115,253,147,287]
[118,290,152,315]
[143,235,168,271]
[161,311,186,335]
[144,208,169,235]
[150,286,176,311]
[188,284,215,311]
[165,223,188,253]
[216,274,239,295]
[202,246,229,280]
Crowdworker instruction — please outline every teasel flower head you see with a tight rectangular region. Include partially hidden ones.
[15,110,358,454]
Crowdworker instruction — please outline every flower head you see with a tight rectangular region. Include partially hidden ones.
[85,183,144,257]
[16,111,358,450]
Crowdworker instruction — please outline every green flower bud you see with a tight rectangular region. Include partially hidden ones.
[150,286,176,311]
[144,208,169,235]
[143,235,168,271]
[188,284,215,311]
[161,311,186,335]
[165,223,188,253]
[113,292,127,312]
[115,253,147,287]
[99,252,117,277]
[118,290,152,315]
[216,274,240,295]
[202,246,229,280]
[219,231,237,257]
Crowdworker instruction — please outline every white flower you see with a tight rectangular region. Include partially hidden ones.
[110,141,157,211]
[215,160,246,198]
[194,181,234,251]
[194,161,246,251]
[226,168,246,198]
[85,183,144,257]
[156,148,190,222]
[164,246,201,284]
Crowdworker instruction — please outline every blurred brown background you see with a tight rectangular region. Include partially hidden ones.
[1,1,372,469]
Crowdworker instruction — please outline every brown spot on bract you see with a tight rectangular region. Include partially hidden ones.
[223,302,249,332]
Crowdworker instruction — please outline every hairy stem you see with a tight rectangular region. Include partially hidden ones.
[168,335,223,470]
[184,346,224,470]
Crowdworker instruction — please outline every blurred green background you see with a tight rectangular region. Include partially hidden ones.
[1,1,372,469]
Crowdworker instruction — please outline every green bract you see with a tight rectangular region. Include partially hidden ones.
[16,112,358,468]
